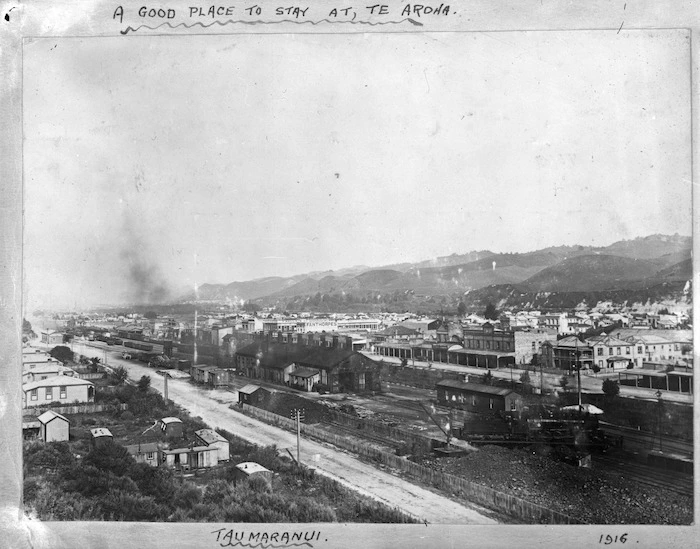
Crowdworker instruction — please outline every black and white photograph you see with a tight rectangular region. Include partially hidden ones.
[2,1,698,547]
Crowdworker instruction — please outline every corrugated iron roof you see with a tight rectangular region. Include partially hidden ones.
[290,367,320,379]
[235,461,270,475]
[436,379,517,396]
[37,410,69,424]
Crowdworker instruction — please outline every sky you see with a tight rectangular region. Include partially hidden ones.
[23,30,692,309]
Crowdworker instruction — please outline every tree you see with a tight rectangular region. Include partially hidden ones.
[457,301,467,317]
[519,371,532,393]
[23,318,31,331]
[558,375,570,392]
[110,366,129,386]
[49,346,74,364]
[137,375,151,392]
[602,379,620,399]
[482,370,494,385]
[483,302,499,321]
[143,311,158,319]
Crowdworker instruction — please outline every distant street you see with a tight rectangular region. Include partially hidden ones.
[70,341,498,525]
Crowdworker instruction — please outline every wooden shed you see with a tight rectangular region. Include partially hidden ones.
[37,410,70,442]
[159,417,184,439]
[238,384,270,406]
[90,427,114,448]
[233,461,273,485]
[436,380,523,414]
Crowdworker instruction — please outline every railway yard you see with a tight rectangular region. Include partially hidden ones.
[73,337,694,525]
[224,374,693,524]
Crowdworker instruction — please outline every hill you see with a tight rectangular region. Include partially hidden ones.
[179,234,691,307]
[517,255,659,292]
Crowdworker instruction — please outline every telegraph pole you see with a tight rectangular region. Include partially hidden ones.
[296,409,301,464]
[576,343,583,411]
[163,372,169,404]
[290,408,304,464]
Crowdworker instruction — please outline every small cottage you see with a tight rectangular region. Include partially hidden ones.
[162,444,218,470]
[194,429,230,462]
[37,410,70,442]
[125,442,162,467]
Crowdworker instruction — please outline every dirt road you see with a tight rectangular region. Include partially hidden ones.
[71,342,498,525]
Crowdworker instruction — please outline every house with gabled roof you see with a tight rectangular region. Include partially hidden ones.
[22,376,94,408]
[37,410,70,442]
[194,429,230,462]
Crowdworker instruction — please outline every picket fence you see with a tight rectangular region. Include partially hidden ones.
[238,403,582,525]
[29,402,128,415]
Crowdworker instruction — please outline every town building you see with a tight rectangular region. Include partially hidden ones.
[513,329,557,365]
[296,318,338,333]
[40,330,64,345]
[587,334,642,369]
[540,337,594,372]
[336,318,382,332]
[462,322,514,354]
[262,319,298,334]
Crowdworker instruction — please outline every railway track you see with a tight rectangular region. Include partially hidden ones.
[324,421,402,450]
[592,453,694,498]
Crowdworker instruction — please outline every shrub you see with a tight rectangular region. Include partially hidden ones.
[172,482,202,510]
[127,463,177,504]
[83,441,135,476]
[602,379,620,399]
[29,486,99,520]
[23,478,41,503]
[120,411,134,421]
[203,479,236,506]
[137,375,151,392]
[98,489,166,521]
[110,366,130,386]
[62,465,138,497]
[25,441,75,472]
